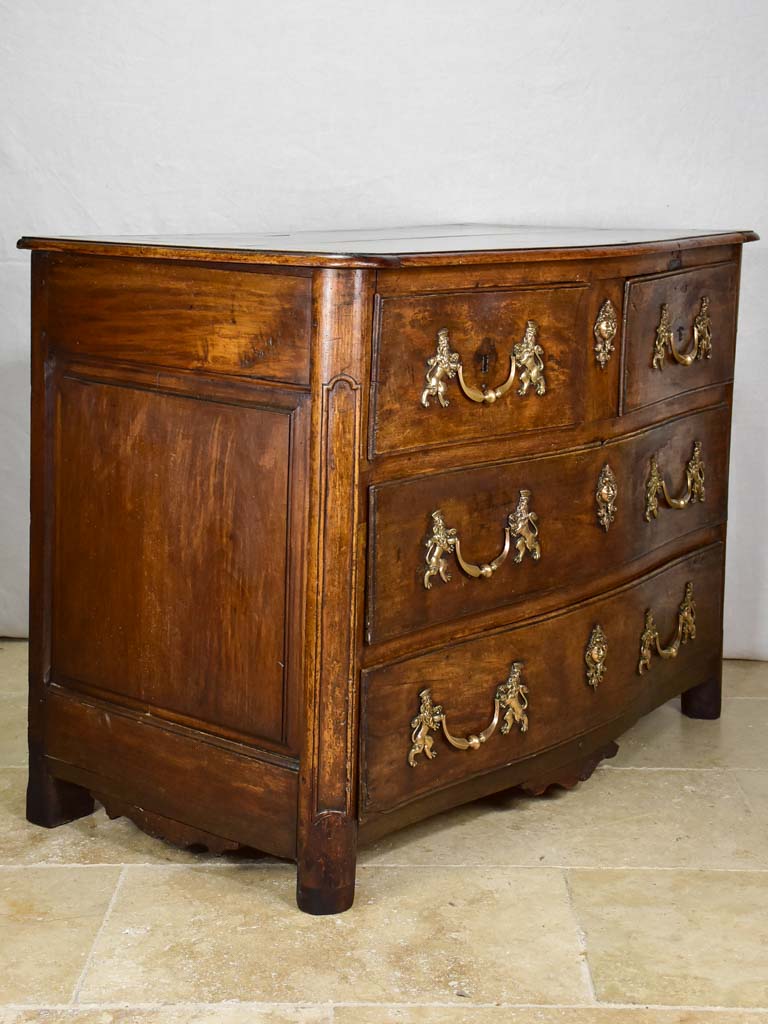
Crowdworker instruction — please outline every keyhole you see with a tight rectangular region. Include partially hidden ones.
[677,326,685,344]
[480,354,490,375]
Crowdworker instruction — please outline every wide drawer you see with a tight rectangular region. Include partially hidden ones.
[370,282,591,456]
[622,260,738,413]
[361,543,723,816]
[44,254,312,385]
[367,403,730,643]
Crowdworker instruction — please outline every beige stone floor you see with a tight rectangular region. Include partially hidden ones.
[0,640,767,1023]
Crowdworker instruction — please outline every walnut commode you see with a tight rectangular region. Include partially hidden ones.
[18,224,757,914]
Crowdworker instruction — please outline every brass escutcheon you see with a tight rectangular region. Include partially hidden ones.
[596,463,618,531]
[585,625,608,689]
[593,299,618,368]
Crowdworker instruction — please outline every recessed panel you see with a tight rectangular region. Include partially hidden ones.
[52,375,298,749]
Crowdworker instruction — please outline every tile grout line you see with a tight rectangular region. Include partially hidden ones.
[562,868,597,1004]
[599,765,767,772]
[69,864,127,1004]
[9,998,768,1012]
[4,862,768,872]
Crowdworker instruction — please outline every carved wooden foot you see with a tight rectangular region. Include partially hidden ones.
[516,740,619,797]
[681,672,722,720]
[26,751,94,828]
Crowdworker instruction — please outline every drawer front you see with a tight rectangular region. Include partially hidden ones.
[367,404,729,643]
[45,255,312,385]
[361,543,723,816]
[371,283,590,456]
[623,261,738,413]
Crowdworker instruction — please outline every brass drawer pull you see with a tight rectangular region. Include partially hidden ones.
[652,297,712,370]
[423,490,541,590]
[638,581,697,674]
[408,662,529,767]
[644,441,705,521]
[421,322,546,408]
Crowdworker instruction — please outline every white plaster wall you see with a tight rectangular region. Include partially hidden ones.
[1,0,766,655]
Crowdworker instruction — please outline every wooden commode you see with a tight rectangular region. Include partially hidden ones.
[17,225,757,913]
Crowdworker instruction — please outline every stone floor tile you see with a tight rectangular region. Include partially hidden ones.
[0,693,26,767]
[0,1006,331,1023]
[736,770,768,817]
[611,698,768,769]
[0,639,27,694]
[77,865,587,1005]
[0,768,225,866]
[0,865,120,1004]
[568,868,768,1007]
[723,659,768,699]
[360,767,766,870]
[333,1009,768,1024]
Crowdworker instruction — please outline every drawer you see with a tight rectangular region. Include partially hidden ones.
[361,543,723,816]
[45,255,312,385]
[367,403,730,643]
[370,283,591,456]
[622,261,738,413]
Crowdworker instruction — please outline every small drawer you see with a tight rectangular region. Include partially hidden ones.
[367,404,730,643]
[45,255,312,385]
[370,282,591,456]
[361,543,723,816]
[622,261,738,413]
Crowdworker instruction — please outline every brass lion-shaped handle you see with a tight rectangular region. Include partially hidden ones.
[423,490,541,591]
[420,322,546,408]
[408,662,529,767]
[644,441,705,522]
[652,297,713,370]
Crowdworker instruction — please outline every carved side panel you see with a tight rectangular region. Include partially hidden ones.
[315,374,361,810]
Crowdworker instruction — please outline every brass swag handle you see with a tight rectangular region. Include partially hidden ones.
[638,581,697,674]
[644,441,705,521]
[423,490,541,590]
[408,662,529,767]
[652,297,713,370]
[420,322,546,408]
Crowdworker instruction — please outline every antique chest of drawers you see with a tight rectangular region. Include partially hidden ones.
[18,224,757,914]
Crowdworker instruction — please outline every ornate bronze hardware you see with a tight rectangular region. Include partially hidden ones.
[585,625,608,689]
[596,463,618,531]
[638,581,696,674]
[652,297,712,370]
[421,322,546,407]
[408,662,529,766]
[644,441,705,521]
[423,491,541,590]
[593,299,618,368]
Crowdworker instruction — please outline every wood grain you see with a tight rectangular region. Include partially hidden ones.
[361,543,723,817]
[622,259,739,413]
[45,254,312,385]
[51,369,308,753]
[367,403,731,643]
